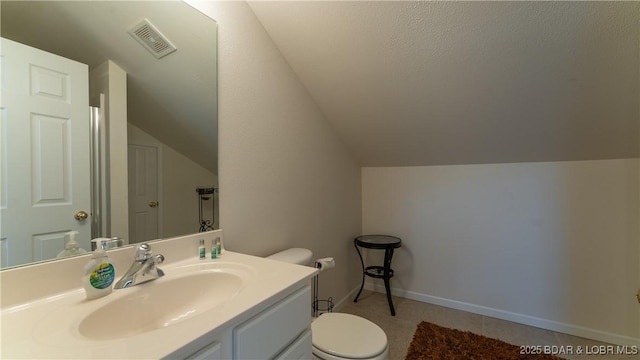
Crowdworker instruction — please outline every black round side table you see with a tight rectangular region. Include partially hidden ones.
[353,234,402,316]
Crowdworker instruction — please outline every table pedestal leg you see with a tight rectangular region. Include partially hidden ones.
[383,248,396,316]
[353,240,365,302]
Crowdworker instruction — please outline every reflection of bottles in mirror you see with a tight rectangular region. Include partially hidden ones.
[199,239,206,260]
[56,231,88,258]
[211,237,221,259]
[91,237,123,251]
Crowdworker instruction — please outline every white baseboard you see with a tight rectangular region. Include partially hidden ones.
[355,282,640,348]
[332,285,361,312]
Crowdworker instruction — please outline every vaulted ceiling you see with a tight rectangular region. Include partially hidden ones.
[249,1,639,167]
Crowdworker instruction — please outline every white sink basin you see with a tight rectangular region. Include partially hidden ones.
[78,262,252,340]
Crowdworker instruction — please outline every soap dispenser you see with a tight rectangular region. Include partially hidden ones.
[82,240,115,300]
[56,231,88,258]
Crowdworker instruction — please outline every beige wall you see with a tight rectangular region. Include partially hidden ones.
[362,159,640,345]
[186,1,363,304]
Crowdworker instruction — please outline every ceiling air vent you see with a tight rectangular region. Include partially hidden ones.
[128,19,177,59]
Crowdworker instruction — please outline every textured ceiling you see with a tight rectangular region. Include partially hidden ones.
[1,1,218,173]
[249,1,640,167]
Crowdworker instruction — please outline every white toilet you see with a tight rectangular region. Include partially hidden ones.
[267,248,390,360]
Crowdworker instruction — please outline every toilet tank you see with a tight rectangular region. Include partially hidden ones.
[267,248,313,266]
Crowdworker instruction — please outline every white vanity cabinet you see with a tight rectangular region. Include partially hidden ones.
[184,341,223,360]
[234,286,311,359]
[177,285,312,360]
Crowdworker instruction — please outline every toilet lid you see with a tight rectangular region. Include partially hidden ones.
[312,313,387,359]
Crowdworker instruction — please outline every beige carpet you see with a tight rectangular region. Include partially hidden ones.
[405,321,565,360]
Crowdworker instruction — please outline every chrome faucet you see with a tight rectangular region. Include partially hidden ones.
[114,243,165,289]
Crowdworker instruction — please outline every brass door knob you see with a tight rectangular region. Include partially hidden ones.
[74,210,89,221]
[148,201,159,208]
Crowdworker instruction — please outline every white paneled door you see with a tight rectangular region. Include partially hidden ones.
[1,38,91,267]
[128,144,159,243]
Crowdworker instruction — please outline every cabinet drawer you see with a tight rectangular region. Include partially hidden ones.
[184,341,222,360]
[274,330,312,360]
[234,286,311,359]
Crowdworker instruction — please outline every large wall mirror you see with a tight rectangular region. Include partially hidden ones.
[0,1,218,269]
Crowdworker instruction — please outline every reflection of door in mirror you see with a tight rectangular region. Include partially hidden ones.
[128,144,159,243]
[1,38,92,267]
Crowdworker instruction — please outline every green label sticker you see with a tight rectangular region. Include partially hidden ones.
[89,263,115,289]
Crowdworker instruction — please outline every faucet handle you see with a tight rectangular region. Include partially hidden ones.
[152,254,165,264]
[134,243,152,261]
[149,254,165,278]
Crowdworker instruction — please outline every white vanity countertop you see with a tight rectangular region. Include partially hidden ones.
[1,249,317,359]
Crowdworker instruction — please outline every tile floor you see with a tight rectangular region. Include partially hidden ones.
[339,291,638,360]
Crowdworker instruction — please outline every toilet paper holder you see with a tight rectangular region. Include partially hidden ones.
[313,258,335,317]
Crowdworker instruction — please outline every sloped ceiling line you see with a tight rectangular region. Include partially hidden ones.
[249,1,640,167]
